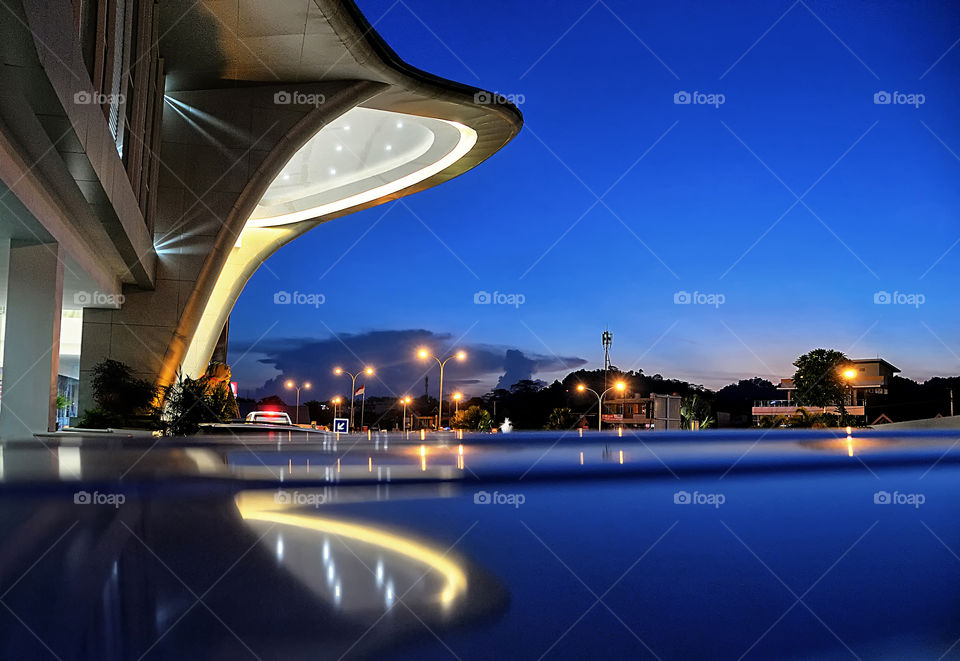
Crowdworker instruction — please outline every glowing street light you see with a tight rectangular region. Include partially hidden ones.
[399,395,413,433]
[576,381,625,431]
[331,396,342,419]
[417,348,466,429]
[285,380,311,424]
[333,366,374,431]
[453,392,463,415]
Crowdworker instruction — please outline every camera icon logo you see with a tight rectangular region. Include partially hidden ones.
[274,90,292,104]
[274,490,292,504]
[474,91,492,104]
[874,490,891,504]
[274,290,292,304]
[673,490,691,504]
[673,91,691,105]
[474,490,492,504]
[873,91,891,105]
[474,290,492,304]
[73,90,92,104]
[873,290,891,304]
[673,290,691,304]
[74,491,91,505]
[73,291,91,305]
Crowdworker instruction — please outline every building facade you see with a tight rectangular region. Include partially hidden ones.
[0,0,521,437]
[752,358,899,424]
[602,392,683,430]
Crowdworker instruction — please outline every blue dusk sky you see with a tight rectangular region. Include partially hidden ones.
[228,0,960,400]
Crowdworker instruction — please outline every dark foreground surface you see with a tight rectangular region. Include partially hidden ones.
[2,428,960,660]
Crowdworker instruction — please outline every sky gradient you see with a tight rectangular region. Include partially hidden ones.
[228,0,960,400]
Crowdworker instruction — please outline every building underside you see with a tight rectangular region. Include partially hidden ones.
[0,0,521,436]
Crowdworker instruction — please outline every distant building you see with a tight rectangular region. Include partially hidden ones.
[602,392,682,430]
[752,358,899,424]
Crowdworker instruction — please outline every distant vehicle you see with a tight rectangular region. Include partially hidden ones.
[245,411,293,425]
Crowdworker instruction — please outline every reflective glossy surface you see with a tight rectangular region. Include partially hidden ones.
[2,429,960,659]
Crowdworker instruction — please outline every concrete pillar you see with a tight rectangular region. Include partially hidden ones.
[0,241,64,437]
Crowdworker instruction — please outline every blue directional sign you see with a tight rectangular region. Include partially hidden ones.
[333,418,348,433]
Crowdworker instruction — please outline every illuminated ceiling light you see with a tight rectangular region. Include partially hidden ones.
[335,144,343,151]
[396,121,403,128]
[248,109,478,228]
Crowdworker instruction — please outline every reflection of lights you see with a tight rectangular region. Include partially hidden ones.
[619,450,624,465]
[334,581,342,604]
[368,457,373,472]
[579,451,584,465]
[327,565,335,583]
[386,580,395,607]
[846,426,852,434]
[322,539,330,561]
[458,444,464,456]
[276,536,284,560]
[376,559,384,586]
[236,494,468,607]
[847,436,854,457]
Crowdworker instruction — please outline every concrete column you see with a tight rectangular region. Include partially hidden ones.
[0,241,64,437]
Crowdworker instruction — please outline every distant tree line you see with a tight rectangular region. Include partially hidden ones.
[240,349,960,431]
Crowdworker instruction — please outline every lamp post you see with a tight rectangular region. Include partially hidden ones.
[417,348,466,429]
[285,380,310,424]
[331,396,342,420]
[576,381,625,431]
[400,396,412,433]
[840,367,857,423]
[453,392,462,416]
[334,366,373,431]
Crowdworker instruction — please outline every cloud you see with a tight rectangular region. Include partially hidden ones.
[229,329,586,401]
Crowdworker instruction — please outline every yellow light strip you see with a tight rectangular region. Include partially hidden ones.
[248,119,478,228]
[236,493,467,606]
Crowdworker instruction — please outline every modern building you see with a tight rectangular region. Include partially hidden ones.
[0,0,521,437]
[752,358,900,423]
[602,392,682,430]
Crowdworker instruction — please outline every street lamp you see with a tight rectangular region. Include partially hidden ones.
[285,380,311,424]
[417,348,466,429]
[331,396,342,419]
[840,367,857,422]
[576,381,625,431]
[400,395,412,433]
[334,366,373,431]
[453,392,463,415]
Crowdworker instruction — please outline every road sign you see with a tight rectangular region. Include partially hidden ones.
[333,418,348,433]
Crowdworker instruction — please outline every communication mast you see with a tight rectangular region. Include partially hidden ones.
[602,329,613,393]
[602,330,613,372]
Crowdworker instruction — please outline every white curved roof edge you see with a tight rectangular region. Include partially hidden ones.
[246,109,478,229]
